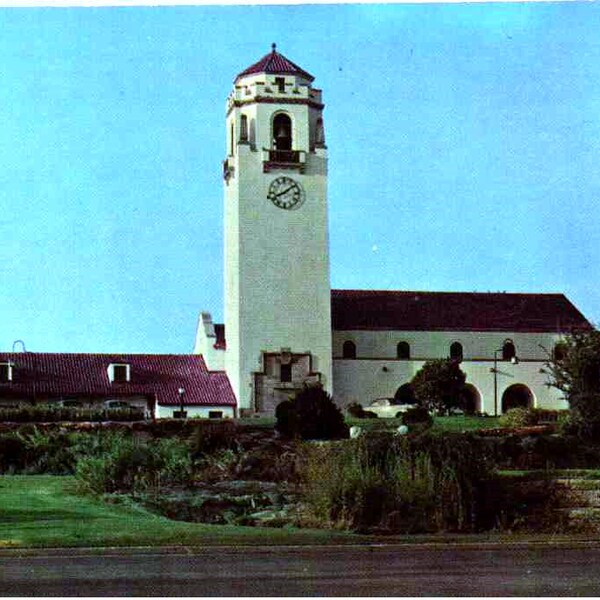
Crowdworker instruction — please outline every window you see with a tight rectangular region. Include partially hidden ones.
[316,118,325,145]
[108,363,130,383]
[342,341,357,359]
[0,363,12,383]
[208,411,223,419]
[450,342,463,361]
[274,77,286,93]
[273,113,292,151]
[240,115,248,142]
[280,363,292,382]
[397,341,410,360]
[553,343,566,362]
[502,340,516,361]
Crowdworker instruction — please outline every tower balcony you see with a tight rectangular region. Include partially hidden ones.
[262,149,306,173]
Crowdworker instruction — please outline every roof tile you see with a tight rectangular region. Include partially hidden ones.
[0,353,236,406]
[235,45,314,82]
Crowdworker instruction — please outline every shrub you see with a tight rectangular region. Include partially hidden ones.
[401,407,433,428]
[276,385,349,440]
[499,407,538,429]
[75,434,193,495]
[566,393,600,440]
[346,403,377,419]
[0,404,145,423]
[301,431,493,533]
[188,420,237,457]
[347,403,365,418]
[0,433,28,473]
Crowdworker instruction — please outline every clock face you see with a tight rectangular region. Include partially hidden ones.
[267,176,305,210]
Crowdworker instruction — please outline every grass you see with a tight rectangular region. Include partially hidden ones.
[0,476,353,549]
[345,415,501,432]
[239,415,503,433]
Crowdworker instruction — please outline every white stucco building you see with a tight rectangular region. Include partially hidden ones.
[196,45,592,418]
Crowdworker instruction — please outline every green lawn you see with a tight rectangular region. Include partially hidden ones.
[345,415,501,432]
[0,476,352,549]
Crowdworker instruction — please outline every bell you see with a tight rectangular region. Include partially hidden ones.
[275,125,288,139]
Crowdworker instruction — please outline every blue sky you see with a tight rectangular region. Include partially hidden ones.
[1,3,599,353]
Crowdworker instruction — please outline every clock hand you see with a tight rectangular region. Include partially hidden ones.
[275,185,295,197]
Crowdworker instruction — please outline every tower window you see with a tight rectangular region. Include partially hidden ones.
[316,118,325,146]
[274,77,286,93]
[342,341,357,359]
[397,342,410,360]
[502,340,516,361]
[273,113,292,151]
[240,115,248,143]
[450,342,463,361]
[280,363,292,382]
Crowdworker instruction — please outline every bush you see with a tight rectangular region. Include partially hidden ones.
[0,404,145,423]
[499,407,539,429]
[275,385,349,440]
[346,403,378,419]
[401,407,433,428]
[75,434,193,494]
[302,431,494,533]
[188,420,237,457]
[566,394,600,440]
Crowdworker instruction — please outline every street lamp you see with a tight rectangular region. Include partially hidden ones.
[491,348,519,417]
[177,387,186,419]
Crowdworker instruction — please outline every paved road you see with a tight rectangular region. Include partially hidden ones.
[2,543,600,596]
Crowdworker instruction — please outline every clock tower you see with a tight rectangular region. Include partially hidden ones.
[223,45,332,415]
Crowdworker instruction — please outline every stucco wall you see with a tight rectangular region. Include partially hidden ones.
[224,71,332,410]
[332,329,567,414]
[155,405,235,419]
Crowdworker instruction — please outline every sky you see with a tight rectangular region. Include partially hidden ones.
[1,2,600,354]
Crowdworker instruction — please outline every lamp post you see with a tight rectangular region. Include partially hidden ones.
[491,348,519,417]
[177,387,186,419]
[492,349,502,417]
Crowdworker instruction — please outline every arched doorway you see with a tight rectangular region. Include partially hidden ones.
[501,384,534,413]
[273,113,292,151]
[461,384,481,415]
[394,383,416,406]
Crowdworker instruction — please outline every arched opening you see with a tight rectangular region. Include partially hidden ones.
[394,383,416,406]
[342,341,356,359]
[553,342,566,362]
[461,384,481,415]
[249,118,256,149]
[397,341,410,360]
[239,115,248,143]
[273,113,292,151]
[501,384,534,413]
[316,118,325,145]
[450,342,463,362]
[229,122,234,156]
[502,339,516,361]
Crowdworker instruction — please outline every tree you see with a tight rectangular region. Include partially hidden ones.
[544,329,600,399]
[544,329,600,439]
[410,359,467,416]
[275,384,349,440]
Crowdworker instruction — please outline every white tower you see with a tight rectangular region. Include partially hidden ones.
[223,45,332,415]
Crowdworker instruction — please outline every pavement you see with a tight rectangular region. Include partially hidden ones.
[2,541,600,596]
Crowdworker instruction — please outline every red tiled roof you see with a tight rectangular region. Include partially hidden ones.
[0,353,236,407]
[331,290,592,333]
[235,44,314,82]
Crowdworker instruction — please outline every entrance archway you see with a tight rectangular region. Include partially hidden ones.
[462,384,481,415]
[501,384,534,413]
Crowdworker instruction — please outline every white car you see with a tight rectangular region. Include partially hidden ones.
[366,398,418,419]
